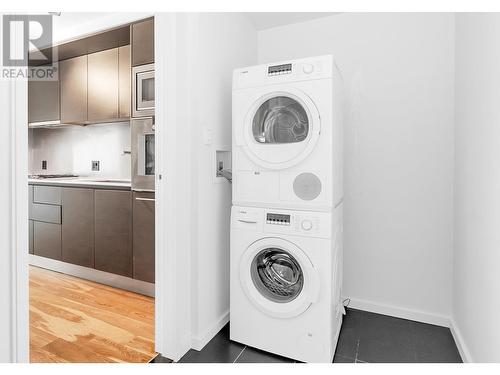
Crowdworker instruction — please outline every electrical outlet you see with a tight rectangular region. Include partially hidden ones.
[41,160,47,170]
[91,161,100,171]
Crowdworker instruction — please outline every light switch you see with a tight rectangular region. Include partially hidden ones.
[203,128,213,145]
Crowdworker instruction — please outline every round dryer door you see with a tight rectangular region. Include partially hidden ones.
[240,238,320,318]
[243,88,321,170]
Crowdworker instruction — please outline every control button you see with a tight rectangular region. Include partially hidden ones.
[301,219,313,231]
[303,64,314,74]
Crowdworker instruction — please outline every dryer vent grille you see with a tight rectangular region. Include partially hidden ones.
[293,172,322,201]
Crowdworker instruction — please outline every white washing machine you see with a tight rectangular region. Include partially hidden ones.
[230,205,343,363]
[232,55,343,212]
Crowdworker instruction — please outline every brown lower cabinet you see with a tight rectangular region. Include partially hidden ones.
[29,184,154,283]
[33,221,61,260]
[94,189,133,277]
[62,188,95,268]
[133,192,155,283]
[29,220,34,254]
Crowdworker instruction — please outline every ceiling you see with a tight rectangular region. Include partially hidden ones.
[245,12,337,31]
[50,12,338,40]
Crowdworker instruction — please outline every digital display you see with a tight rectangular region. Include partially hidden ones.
[268,63,292,76]
[266,213,291,225]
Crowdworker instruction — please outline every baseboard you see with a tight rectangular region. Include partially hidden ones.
[29,254,155,297]
[191,311,230,351]
[346,297,450,327]
[449,318,472,363]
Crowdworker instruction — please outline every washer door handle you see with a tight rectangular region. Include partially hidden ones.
[238,219,257,224]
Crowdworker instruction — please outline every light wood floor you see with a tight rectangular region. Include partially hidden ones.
[30,266,156,363]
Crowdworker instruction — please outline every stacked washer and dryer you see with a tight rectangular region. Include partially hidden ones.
[230,55,344,363]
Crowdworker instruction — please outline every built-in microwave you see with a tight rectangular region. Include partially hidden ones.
[132,63,155,118]
[132,117,155,191]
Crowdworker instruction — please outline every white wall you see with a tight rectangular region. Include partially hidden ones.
[453,13,500,363]
[188,13,257,348]
[29,122,131,179]
[257,13,455,324]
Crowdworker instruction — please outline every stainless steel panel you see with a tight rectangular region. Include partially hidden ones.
[131,117,155,191]
[132,64,155,118]
[133,191,155,283]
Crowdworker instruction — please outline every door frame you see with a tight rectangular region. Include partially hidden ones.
[7,12,193,362]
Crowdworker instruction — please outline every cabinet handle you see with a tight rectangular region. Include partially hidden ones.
[135,197,155,202]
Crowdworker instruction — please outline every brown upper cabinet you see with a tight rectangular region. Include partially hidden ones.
[118,45,131,117]
[132,19,154,66]
[87,48,119,122]
[28,71,60,124]
[58,46,130,125]
[60,55,88,124]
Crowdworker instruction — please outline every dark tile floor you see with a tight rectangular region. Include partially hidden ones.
[150,308,462,364]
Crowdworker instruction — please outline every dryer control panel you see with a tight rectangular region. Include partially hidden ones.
[233,55,334,90]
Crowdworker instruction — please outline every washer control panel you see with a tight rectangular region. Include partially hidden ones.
[267,63,292,76]
[266,213,291,226]
[232,206,332,239]
[263,210,332,238]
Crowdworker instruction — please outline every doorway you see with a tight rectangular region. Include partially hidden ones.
[8,12,192,363]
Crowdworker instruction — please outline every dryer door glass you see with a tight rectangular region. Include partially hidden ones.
[250,248,304,303]
[252,96,309,144]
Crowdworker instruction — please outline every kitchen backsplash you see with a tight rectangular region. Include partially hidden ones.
[29,121,131,179]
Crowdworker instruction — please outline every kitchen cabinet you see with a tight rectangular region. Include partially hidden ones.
[119,45,131,117]
[28,72,60,124]
[62,188,95,268]
[87,48,119,122]
[29,220,34,254]
[28,183,154,283]
[94,189,132,277]
[30,203,61,224]
[133,192,155,283]
[33,221,61,260]
[33,185,61,205]
[131,19,154,66]
[60,55,88,124]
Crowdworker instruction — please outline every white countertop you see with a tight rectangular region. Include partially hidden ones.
[28,177,131,190]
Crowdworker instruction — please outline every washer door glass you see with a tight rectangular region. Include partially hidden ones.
[250,248,304,303]
[252,96,309,144]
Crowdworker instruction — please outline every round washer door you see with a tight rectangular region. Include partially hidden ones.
[243,88,321,170]
[239,237,320,319]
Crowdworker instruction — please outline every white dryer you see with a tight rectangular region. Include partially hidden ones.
[230,205,343,363]
[232,55,343,212]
